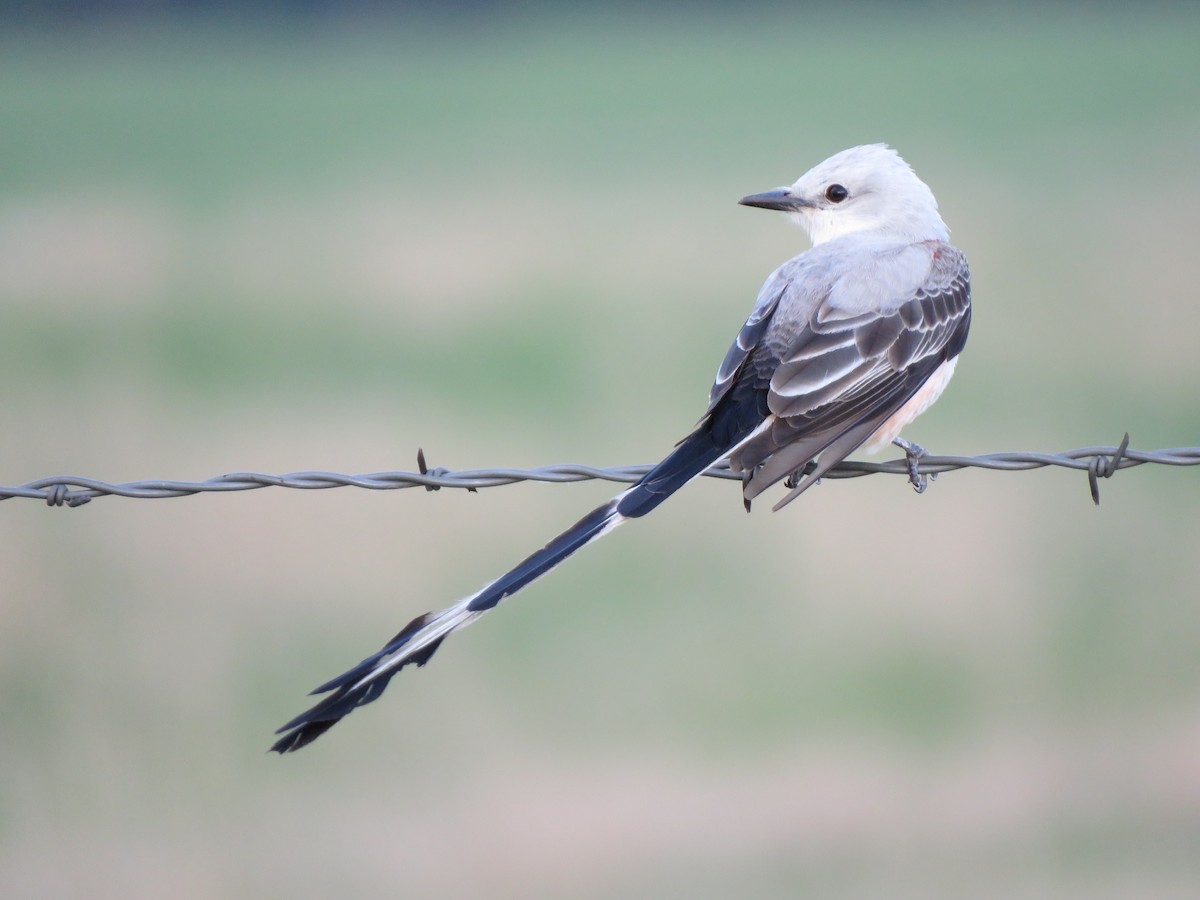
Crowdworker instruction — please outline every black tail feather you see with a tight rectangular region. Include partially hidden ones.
[616,414,749,518]
[273,414,758,753]
[270,641,444,753]
[271,613,451,753]
[307,613,439,695]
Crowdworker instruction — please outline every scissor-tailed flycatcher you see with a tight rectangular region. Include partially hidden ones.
[272,144,971,752]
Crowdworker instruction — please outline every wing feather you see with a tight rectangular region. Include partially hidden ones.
[727,243,970,502]
[707,276,787,411]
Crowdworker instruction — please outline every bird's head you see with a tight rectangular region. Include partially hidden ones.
[739,144,948,246]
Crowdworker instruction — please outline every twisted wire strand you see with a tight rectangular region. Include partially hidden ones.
[3,434,1194,509]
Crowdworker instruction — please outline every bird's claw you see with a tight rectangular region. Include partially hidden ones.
[784,460,819,491]
[893,437,935,494]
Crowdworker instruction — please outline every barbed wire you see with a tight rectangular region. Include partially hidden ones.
[3,434,1197,510]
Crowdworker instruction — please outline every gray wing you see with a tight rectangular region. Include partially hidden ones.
[706,269,789,413]
[728,242,970,509]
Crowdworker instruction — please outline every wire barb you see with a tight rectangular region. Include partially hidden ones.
[416,448,440,492]
[418,448,476,494]
[3,437,1196,509]
[1087,432,1131,506]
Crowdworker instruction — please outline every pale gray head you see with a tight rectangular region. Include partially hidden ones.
[739,144,948,246]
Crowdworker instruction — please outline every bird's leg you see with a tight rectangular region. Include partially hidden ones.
[893,437,934,494]
[784,460,819,490]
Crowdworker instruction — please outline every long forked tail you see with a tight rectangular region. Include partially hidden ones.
[270,429,728,753]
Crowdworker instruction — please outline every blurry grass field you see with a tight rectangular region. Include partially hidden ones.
[2,6,1200,899]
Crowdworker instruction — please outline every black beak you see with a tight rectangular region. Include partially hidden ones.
[738,188,806,212]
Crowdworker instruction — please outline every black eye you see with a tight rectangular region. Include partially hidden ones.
[825,184,849,203]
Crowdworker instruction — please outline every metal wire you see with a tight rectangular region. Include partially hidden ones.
[3,433,1196,509]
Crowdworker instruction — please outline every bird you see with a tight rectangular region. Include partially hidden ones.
[271,143,971,753]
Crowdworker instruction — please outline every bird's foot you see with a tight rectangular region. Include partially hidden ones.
[784,460,819,491]
[893,437,935,494]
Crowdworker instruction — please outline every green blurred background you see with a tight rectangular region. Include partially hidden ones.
[3,3,1200,897]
